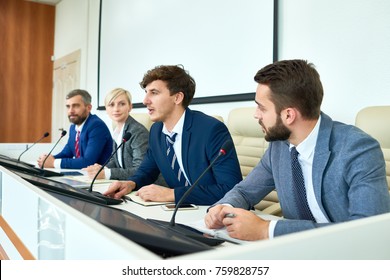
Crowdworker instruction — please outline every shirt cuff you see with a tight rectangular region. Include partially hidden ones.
[54,159,61,169]
[104,167,111,179]
[268,220,277,239]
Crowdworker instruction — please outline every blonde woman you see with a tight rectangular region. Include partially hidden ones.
[84,88,149,180]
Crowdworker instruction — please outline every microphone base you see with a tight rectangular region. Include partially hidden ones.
[147,219,225,247]
[90,191,123,205]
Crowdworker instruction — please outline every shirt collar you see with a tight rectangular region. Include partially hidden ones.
[290,115,321,160]
[162,110,186,137]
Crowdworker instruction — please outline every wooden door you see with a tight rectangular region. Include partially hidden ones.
[0,0,55,142]
[52,50,81,142]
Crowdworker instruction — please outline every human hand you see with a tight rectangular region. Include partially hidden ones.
[136,184,174,202]
[220,207,270,240]
[204,204,230,229]
[37,154,54,168]
[103,181,136,199]
[83,163,104,179]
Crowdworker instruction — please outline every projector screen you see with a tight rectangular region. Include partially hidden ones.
[98,0,275,107]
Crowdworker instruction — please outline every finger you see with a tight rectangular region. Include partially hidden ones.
[138,192,149,201]
[103,183,119,195]
[113,189,129,199]
[138,189,149,199]
[204,215,212,228]
[220,206,236,218]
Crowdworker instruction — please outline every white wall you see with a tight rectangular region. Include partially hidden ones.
[53,0,390,126]
[53,0,259,125]
[278,0,390,124]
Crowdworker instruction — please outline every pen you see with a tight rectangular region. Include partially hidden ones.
[224,213,236,218]
[122,196,131,203]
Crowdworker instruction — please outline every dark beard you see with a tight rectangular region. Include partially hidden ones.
[68,115,87,125]
[262,115,291,142]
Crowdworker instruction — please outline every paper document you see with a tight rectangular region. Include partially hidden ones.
[127,191,171,206]
[66,175,114,184]
[51,175,115,189]
[185,211,282,244]
[186,219,249,244]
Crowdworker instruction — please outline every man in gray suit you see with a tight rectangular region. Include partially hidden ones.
[205,59,390,240]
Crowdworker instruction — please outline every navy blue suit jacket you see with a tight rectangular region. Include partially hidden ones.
[129,109,242,205]
[54,114,113,169]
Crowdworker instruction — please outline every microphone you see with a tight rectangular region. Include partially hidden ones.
[18,132,50,162]
[41,130,67,169]
[88,132,131,193]
[170,139,234,226]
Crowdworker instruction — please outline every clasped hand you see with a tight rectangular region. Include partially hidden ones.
[37,154,54,168]
[83,163,104,179]
[205,205,270,240]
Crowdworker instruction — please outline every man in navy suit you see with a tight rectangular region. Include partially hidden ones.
[38,89,112,169]
[104,65,242,205]
[205,59,390,240]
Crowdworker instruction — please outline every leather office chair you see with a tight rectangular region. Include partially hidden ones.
[130,112,154,131]
[355,106,390,191]
[227,107,282,216]
[212,115,224,123]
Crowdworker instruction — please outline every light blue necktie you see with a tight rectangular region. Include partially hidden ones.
[166,133,189,187]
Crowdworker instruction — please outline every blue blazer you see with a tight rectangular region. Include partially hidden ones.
[129,108,242,205]
[54,114,113,169]
[219,112,390,236]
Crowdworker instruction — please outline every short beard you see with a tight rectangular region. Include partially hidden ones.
[263,115,291,142]
[68,115,87,125]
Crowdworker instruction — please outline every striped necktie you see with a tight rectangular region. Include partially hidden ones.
[166,133,189,187]
[75,130,80,158]
[290,146,315,221]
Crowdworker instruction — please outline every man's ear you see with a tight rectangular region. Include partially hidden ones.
[284,108,297,124]
[174,92,184,105]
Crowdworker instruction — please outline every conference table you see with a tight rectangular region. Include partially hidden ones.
[0,166,251,259]
[1,166,390,260]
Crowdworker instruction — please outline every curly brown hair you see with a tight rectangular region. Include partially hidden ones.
[140,65,196,108]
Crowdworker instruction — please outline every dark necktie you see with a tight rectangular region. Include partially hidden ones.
[75,130,80,158]
[290,146,315,221]
[166,133,189,187]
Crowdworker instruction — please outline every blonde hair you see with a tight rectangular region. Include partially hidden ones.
[104,88,132,107]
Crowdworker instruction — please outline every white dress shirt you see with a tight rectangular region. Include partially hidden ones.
[53,120,86,169]
[162,111,190,184]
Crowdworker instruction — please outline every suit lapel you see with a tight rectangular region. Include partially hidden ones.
[181,109,192,184]
[120,119,131,168]
[78,114,92,156]
[312,113,332,220]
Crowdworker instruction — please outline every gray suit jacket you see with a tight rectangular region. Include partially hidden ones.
[106,116,167,186]
[106,116,149,179]
[106,116,149,180]
[218,112,390,237]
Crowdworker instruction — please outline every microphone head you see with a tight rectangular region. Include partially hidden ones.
[61,130,67,137]
[122,132,132,142]
[43,132,50,137]
[220,139,234,155]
